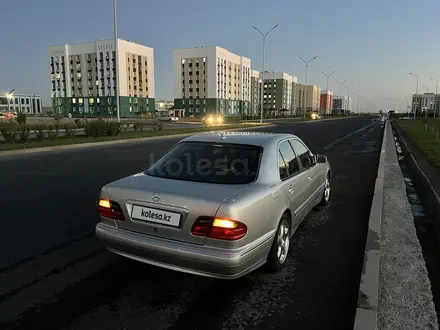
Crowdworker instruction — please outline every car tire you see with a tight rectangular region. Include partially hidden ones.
[265,213,291,273]
[319,173,331,206]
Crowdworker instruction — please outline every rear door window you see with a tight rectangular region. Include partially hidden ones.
[278,140,301,179]
[289,139,312,170]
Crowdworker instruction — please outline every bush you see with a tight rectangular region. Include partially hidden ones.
[74,118,82,128]
[16,113,27,124]
[47,122,60,140]
[153,121,164,131]
[64,123,75,138]
[18,124,31,143]
[35,123,46,141]
[83,119,108,138]
[106,122,121,136]
[133,123,143,132]
[0,121,19,143]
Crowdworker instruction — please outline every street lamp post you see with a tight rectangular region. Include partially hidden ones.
[299,56,318,120]
[430,77,439,118]
[113,0,120,123]
[322,70,335,116]
[253,24,279,124]
[422,84,429,118]
[336,80,346,113]
[356,91,361,113]
[409,73,419,119]
[345,84,354,114]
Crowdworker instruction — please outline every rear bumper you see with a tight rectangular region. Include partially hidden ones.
[95,222,273,279]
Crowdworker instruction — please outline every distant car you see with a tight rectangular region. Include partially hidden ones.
[4,112,15,118]
[307,111,321,120]
[96,132,332,279]
[202,114,224,126]
[157,111,178,122]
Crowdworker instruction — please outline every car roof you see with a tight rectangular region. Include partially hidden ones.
[182,131,298,146]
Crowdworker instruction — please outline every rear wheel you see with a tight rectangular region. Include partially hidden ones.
[265,213,291,272]
[319,174,331,206]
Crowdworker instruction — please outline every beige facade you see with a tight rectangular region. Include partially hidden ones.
[125,52,150,98]
[180,56,208,100]
[173,46,252,116]
[48,39,155,100]
[297,84,321,113]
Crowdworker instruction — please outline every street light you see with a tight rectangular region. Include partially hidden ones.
[344,84,354,114]
[356,90,362,113]
[336,80,346,114]
[322,70,335,115]
[409,73,419,119]
[299,56,318,120]
[431,77,439,118]
[5,89,15,113]
[113,0,120,123]
[253,24,279,123]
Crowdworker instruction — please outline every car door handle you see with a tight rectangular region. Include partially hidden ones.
[288,185,295,193]
[307,176,312,181]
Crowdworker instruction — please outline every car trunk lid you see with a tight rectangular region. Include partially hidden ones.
[103,173,250,245]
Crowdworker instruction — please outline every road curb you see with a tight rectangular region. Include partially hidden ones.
[0,124,273,157]
[353,120,387,330]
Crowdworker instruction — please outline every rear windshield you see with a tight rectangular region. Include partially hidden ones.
[146,142,262,184]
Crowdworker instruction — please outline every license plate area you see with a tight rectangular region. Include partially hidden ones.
[131,205,181,227]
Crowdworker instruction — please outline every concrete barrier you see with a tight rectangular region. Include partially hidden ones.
[353,120,438,329]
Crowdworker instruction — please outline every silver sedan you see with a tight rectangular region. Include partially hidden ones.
[96,132,331,279]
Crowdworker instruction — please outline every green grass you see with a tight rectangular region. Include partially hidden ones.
[396,118,440,169]
[0,123,270,153]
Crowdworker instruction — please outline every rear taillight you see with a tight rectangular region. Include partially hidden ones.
[191,217,247,241]
[99,199,125,221]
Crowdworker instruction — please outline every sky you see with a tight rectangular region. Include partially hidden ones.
[1,0,440,112]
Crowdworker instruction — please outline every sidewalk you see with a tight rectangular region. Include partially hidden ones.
[354,121,438,330]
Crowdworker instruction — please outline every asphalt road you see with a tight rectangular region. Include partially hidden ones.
[0,116,383,330]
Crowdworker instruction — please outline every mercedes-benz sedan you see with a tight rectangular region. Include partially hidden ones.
[96,132,331,279]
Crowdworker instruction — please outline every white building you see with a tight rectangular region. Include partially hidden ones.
[173,46,251,116]
[48,39,155,117]
[0,93,43,114]
[412,93,439,115]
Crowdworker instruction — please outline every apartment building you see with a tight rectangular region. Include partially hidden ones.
[297,84,321,113]
[48,39,155,117]
[173,46,251,116]
[320,90,333,115]
[412,93,439,116]
[0,93,43,114]
[260,72,298,116]
[250,70,260,116]
[332,96,351,114]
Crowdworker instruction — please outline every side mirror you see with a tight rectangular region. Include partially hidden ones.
[316,154,327,164]
[310,154,317,165]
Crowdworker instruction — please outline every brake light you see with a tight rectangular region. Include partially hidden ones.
[99,199,125,221]
[191,217,247,240]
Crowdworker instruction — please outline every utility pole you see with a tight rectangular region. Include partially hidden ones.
[113,0,121,123]
[253,24,279,123]
[299,56,318,120]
